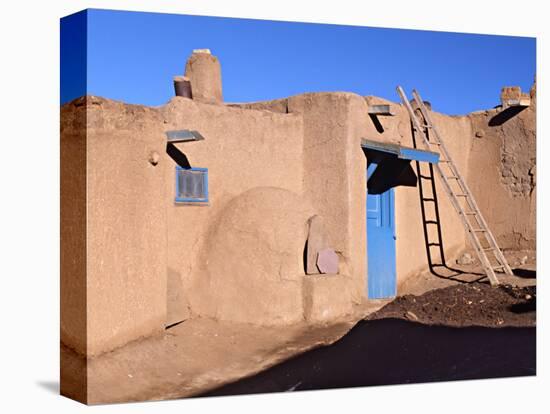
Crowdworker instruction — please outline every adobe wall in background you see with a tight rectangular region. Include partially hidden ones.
[467,84,536,250]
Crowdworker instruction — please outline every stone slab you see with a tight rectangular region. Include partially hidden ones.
[316,248,339,274]
[306,215,328,274]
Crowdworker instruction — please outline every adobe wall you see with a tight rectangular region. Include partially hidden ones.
[60,96,169,357]
[61,95,308,357]
[159,97,306,321]
[60,101,87,356]
[286,92,368,304]
[359,97,473,285]
[240,93,475,288]
[396,111,474,283]
[61,68,535,359]
[467,84,536,250]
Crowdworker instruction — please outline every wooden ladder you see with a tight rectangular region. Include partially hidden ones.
[396,86,513,286]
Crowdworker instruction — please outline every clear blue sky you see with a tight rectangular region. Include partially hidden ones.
[61,9,536,115]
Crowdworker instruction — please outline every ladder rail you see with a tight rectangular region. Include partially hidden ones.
[396,86,507,285]
[411,90,513,277]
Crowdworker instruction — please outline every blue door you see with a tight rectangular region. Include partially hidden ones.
[367,162,397,299]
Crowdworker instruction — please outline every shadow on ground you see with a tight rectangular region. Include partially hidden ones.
[36,380,59,394]
[200,319,535,397]
[430,263,486,283]
[513,268,536,279]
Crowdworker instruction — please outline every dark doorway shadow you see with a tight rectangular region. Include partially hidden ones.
[36,380,59,394]
[512,268,536,279]
[489,106,527,126]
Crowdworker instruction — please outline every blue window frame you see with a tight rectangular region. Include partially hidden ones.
[175,167,209,203]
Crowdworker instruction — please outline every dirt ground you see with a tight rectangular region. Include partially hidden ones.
[70,317,361,404]
[367,283,535,327]
[375,248,537,328]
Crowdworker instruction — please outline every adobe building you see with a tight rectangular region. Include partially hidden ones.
[61,49,536,403]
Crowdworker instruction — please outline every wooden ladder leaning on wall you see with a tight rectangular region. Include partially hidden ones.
[396,86,514,286]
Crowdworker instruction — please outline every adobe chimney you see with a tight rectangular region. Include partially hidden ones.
[183,49,223,104]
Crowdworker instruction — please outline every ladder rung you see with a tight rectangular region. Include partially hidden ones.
[470,228,487,232]
[422,198,435,202]
[464,211,477,215]
[428,142,441,146]
[455,194,468,197]
[447,176,459,179]
[425,220,438,224]
[492,265,505,270]
[419,174,432,179]
[483,248,495,252]
[428,243,441,247]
